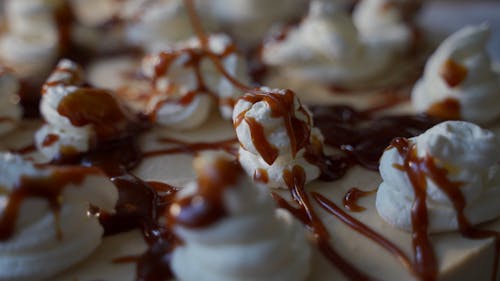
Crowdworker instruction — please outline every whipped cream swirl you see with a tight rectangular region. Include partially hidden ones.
[412,24,500,124]
[204,0,307,46]
[261,0,392,85]
[0,0,61,80]
[123,0,214,51]
[233,87,323,189]
[376,121,500,233]
[142,34,249,129]
[353,0,414,53]
[0,68,23,136]
[36,59,129,160]
[0,153,118,281]
[169,151,311,281]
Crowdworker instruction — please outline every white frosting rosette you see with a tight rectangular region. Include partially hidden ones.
[376,121,500,233]
[0,153,118,281]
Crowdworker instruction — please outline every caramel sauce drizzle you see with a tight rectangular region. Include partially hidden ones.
[343,187,377,212]
[235,90,311,165]
[278,166,375,281]
[391,137,500,281]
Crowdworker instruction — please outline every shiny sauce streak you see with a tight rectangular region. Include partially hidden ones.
[310,105,439,170]
[391,137,500,281]
[312,192,417,277]
[426,98,461,120]
[343,187,376,212]
[0,166,102,240]
[277,165,375,281]
[440,59,468,88]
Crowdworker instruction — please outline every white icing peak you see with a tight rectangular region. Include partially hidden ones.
[261,0,392,84]
[0,0,61,79]
[141,34,249,130]
[412,24,500,124]
[0,153,118,281]
[353,0,413,52]
[233,87,322,189]
[376,121,500,233]
[170,151,311,281]
[0,68,23,136]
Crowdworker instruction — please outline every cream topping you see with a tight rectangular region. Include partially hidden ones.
[353,0,413,53]
[170,151,311,281]
[412,24,500,124]
[0,153,118,281]
[142,34,249,129]
[377,121,500,232]
[233,87,322,189]
[0,0,61,80]
[261,0,392,85]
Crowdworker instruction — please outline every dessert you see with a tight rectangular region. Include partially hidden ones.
[0,1,499,281]
[412,24,500,123]
[0,153,118,281]
[169,151,311,281]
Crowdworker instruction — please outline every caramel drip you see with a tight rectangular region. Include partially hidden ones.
[311,105,439,170]
[342,187,376,212]
[426,98,461,120]
[440,59,468,88]
[0,166,102,241]
[167,158,242,228]
[42,134,60,147]
[278,165,375,281]
[312,192,416,277]
[391,137,500,281]
[57,88,128,141]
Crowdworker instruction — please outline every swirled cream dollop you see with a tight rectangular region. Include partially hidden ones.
[35,59,130,160]
[0,0,61,80]
[412,24,500,124]
[0,68,23,136]
[261,0,392,85]
[122,0,215,51]
[233,87,323,189]
[0,153,118,281]
[353,0,414,53]
[204,0,307,46]
[376,121,500,233]
[141,34,250,129]
[169,151,311,281]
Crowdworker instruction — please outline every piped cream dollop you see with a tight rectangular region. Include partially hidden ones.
[204,0,307,46]
[122,0,215,51]
[0,68,23,136]
[261,0,392,85]
[0,0,62,80]
[412,24,500,124]
[353,0,414,53]
[169,151,311,281]
[141,34,250,129]
[233,87,323,189]
[376,121,500,233]
[0,153,118,281]
[36,59,130,160]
